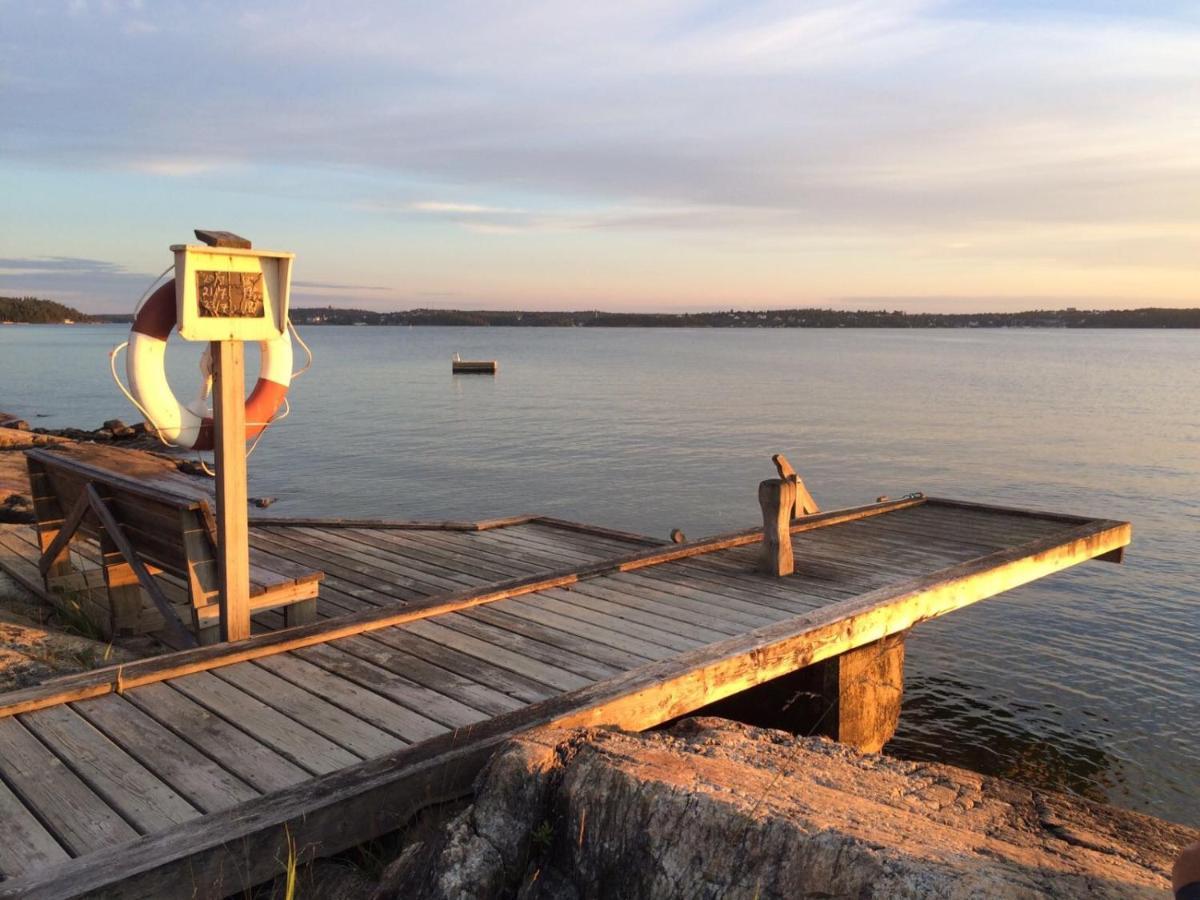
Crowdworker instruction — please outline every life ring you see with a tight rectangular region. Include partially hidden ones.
[127,280,292,451]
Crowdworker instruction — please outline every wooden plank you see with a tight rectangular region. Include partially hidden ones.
[70,694,258,813]
[87,485,196,648]
[522,522,661,558]
[406,529,558,578]
[494,596,673,661]
[477,528,598,566]
[529,516,662,547]
[248,514,537,531]
[0,775,69,878]
[251,654,424,743]
[36,491,91,577]
[923,496,1096,525]
[250,529,437,600]
[211,664,401,760]
[438,611,624,681]
[336,632,529,715]
[0,716,138,855]
[0,529,52,599]
[607,571,782,629]
[558,581,743,639]
[18,705,199,833]
[346,528,522,584]
[167,672,360,773]
[0,498,1029,719]
[2,517,1132,899]
[362,628,552,707]
[291,527,476,593]
[123,683,309,793]
[295,642,481,733]
[464,607,651,673]
[531,589,710,652]
[345,527,525,581]
[394,619,589,693]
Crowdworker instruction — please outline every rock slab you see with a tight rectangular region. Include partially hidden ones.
[376,718,1195,899]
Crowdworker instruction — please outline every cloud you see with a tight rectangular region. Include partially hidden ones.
[0,257,162,310]
[291,279,388,291]
[410,201,514,214]
[3,2,1199,310]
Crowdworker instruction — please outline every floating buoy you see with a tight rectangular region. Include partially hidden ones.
[452,352,497,374]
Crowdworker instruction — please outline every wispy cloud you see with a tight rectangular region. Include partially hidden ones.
[0,256,160,310]
[3,1,1199,310]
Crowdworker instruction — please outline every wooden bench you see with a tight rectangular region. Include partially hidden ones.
[25,446,321,646]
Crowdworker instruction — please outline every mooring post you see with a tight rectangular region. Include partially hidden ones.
[758,478,796,576]
[213,339,251,642]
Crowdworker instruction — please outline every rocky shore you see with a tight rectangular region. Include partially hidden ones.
[0,412,209,524]
[0,413,194,686]
[339,718,1192,899]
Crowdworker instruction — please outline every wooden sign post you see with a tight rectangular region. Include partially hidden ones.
[212,340,251,642]
[172,228,293,643]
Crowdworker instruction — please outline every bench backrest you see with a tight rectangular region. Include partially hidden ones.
[25,447,221,605]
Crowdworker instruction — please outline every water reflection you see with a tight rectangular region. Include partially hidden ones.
[890,675,1122,804]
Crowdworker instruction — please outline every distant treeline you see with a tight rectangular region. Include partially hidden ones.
[0,296,91,324]
[11,300,1200,328]
[290,306,1200,328]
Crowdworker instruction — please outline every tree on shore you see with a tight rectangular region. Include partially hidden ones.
[0,297,91,324]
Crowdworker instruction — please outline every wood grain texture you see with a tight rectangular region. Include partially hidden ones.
[0,517,1130,899]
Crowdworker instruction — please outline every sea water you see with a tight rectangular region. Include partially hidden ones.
[1,323,1196,825]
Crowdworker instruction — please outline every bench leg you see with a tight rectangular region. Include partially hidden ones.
[284,597,317,627]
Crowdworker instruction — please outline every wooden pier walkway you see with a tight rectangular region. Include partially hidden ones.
[0,491,1129,898]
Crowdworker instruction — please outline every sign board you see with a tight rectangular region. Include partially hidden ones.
[171,244,294,342]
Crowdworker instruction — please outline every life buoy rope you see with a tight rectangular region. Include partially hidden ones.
[126,280,292,451]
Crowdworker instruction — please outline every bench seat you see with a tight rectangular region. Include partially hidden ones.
[24,444,322,645]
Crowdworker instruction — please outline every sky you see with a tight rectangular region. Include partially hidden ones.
[2,0,1198,314]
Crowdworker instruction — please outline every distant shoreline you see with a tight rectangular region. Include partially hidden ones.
[6,296,1200,327]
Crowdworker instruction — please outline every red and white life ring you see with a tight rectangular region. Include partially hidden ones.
[127,280,292,451]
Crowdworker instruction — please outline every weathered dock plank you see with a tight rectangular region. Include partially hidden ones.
[0,497,1130,897]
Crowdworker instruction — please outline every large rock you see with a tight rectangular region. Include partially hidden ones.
[375,718,1194,900]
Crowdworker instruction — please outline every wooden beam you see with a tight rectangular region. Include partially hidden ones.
[0,496,927,718]
[194,229,251,249]
[758,479,795,576]
[36,492,91,577]
[26,459,74,583]
[815,632,906,753]
[0,517,1131,900]
[212,340,251,643]
[99,528,143,637]
[85,485,196,649]
[246,515,538,531]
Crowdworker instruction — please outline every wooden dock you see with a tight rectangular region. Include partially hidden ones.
[0,489,1129,897]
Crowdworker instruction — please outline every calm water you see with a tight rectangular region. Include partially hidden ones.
[2,324,1197,826]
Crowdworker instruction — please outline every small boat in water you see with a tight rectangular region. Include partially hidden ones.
[452,352,497,374]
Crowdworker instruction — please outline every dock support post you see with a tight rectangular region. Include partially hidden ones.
[758,478,796,576]
[686,631,907,754]
[213,340,252,643]
[814,632,906,753]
